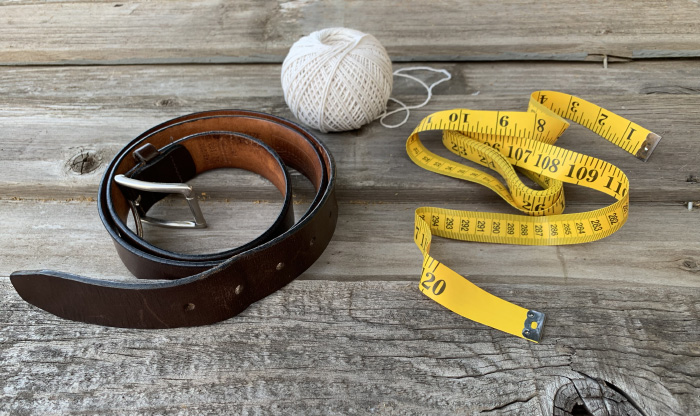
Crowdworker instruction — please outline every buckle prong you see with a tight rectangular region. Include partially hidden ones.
[115,174,207,238]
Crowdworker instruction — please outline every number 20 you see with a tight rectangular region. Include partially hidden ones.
[422,272,446,295]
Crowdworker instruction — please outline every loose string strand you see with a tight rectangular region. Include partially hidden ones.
[379,67,452,129]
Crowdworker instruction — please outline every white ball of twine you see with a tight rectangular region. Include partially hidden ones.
[281,28,393,133]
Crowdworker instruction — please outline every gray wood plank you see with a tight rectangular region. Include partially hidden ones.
[2,0,700,65]
[1,57,699,415]
[3,199,698,288]
[1,278,697,415]
[0,62,697,203]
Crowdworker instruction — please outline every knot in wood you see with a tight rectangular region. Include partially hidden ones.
[680,258,700,272]
[553,375,643,416]
[155,98,181,107]
[69,149,101,174]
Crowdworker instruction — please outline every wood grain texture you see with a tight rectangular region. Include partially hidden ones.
[2,0,700,65]
[1,279,698,415]
[2,199,699,288]
[1,61,698,203]
[2,50,700,414]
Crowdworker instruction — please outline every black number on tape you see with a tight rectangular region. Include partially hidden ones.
[422,272,446,295]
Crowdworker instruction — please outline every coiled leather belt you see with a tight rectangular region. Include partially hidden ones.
[10,110,337,328]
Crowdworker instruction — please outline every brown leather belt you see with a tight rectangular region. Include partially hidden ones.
[10,110,337,328]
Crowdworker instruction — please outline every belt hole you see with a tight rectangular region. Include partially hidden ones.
[309,237,316,247]
[276,262,285,271]
[184,303,196,311]
[235,285,243,295]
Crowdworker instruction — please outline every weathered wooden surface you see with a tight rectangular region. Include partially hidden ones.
[2,61,699,203]
[2,60,699,415]
[2,199,699,288]
[2,2,700,414]
[2,278,698,415]
[2,0,700,65]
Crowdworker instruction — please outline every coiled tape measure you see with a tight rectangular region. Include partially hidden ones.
[407,91,662,342]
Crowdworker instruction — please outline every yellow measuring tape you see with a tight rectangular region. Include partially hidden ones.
[408,91,661,342]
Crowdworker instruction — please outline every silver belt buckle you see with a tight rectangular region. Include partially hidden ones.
[114,174,207,238]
